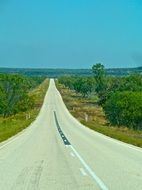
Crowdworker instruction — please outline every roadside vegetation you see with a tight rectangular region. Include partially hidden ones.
[0,74,48,142]
[57,64,142,147]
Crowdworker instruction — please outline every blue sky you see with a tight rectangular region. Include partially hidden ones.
[0,0,142,68]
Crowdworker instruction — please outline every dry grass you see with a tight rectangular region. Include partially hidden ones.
[58,84,107,125]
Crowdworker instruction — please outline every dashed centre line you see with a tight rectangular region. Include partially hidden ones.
[54,111,70,146]
[70,152,75,157]
[54,111,109,190]
[80,168,87,176]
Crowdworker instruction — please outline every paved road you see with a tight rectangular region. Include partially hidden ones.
[0,79,142,190]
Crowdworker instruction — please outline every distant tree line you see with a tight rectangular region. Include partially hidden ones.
[58,63,142,130]
[0,74,45,117]
[58,76,95,97]
[0,67,142,77]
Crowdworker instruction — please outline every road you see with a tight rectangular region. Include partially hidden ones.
[0,79,142,190]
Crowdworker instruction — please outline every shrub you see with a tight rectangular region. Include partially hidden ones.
[104,91,142,130]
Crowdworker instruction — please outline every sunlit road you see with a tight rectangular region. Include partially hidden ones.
[0,79,142,190]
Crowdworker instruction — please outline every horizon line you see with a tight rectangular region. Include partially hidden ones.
[0,66,141,70]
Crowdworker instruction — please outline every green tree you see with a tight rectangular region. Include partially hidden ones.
[73,77,94,97]
[104,91,142,130]
[92,63,106,92]
[92,63,107,105]
[0,74,34,117]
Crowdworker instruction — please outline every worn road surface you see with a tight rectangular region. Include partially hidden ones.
[0,79,142,190]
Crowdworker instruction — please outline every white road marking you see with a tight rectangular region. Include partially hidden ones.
[0,122,34,151]
[70,145,109,190]
[80,168,87,176]
[70,152,75,157]
[0,134,23,151]
[94,131,142,153]
[80,124,142,153]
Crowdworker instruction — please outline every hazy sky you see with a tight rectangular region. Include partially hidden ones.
[0,0,142,68]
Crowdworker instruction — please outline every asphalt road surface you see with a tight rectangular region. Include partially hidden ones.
[0,79,142,190]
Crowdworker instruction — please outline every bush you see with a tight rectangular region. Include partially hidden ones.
[104,91,142,130]
[0,74,44,117]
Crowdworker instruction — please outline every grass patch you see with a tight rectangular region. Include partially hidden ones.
[56,82,142,148]
[0,79,49,143]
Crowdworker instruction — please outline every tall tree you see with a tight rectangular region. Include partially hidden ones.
[92,63,107,105]
[92,63,106,93]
